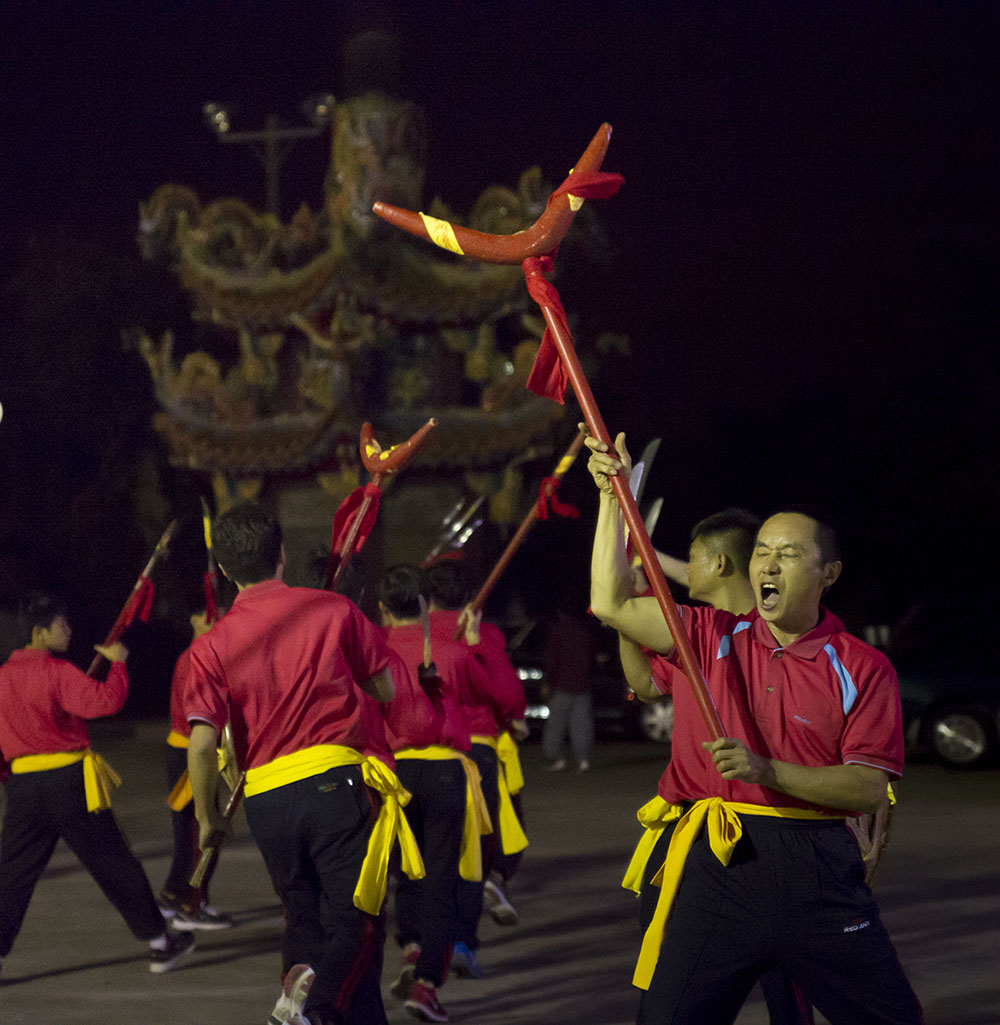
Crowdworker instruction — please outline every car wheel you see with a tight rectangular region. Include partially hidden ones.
[924,707,997,767]
[638,697,674,745]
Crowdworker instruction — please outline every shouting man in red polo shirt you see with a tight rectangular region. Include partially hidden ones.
[585,433,923,1025]
[185,502,396,1025]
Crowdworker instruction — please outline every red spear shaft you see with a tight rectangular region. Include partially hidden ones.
[454,431,585,641]
[87,520,177,677]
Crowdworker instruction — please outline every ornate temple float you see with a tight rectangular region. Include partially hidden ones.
[134,86,619,586]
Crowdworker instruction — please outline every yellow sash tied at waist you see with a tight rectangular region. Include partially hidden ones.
[244,744,424,915]
[471,734,528,855]
[10,749,121,812]
[632,797,842,991]
[167,747,229,812]
[166,729,189,749]
[395,745,493,881]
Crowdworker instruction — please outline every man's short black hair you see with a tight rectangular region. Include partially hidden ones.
[767,504,842,563]
[212,502,282,586]
[691,507,761,577]
[17,591,68,646]
[378,564,422,620]
[421,560,470,610]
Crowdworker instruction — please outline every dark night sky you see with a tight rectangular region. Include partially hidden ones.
[2,2,999,674]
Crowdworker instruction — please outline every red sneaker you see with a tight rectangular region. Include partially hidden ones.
[405,979,449,1022]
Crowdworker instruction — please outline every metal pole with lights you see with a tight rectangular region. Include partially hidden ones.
[203,94,335,215]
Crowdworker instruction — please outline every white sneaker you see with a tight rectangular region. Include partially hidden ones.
[484,876,518,925]
[266,963,316,1025]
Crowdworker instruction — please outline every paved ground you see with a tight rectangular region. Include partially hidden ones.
[1,718,998,1025]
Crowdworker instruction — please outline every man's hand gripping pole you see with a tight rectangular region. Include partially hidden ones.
[374,124,724,741]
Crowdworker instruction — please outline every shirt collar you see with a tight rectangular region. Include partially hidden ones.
[232,577,287,604]
[751,607,844,658]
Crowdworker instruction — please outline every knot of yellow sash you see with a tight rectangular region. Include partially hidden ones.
[496,731,524,794]
[11,749,121,812]
[472,734,528,855]
[355,756,425,914]
[621,796,685,895]
[82,751,122,812]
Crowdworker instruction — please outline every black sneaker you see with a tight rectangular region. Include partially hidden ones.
[171,902,234,931]
[149,930,195,974]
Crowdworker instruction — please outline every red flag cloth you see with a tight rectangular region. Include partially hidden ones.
[536,476,580,520]
[203,571,219,624]
[523,170,624,403]
[122,577,155,627]
[330,482,383,556]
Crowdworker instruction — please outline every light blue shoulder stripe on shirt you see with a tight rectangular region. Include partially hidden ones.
[716,620,752,660]
[823,643,858,714]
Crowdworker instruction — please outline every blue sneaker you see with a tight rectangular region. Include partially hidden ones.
[450,941,483,979]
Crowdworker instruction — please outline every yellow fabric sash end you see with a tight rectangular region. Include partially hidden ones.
[167,748,227,811]
[633,798,841,991]
[356,756,425,913]
[419,212,464,255]
[11,749,121,812]
[166,729,189,749]
[471,734,528,855]
[394,746,492,881]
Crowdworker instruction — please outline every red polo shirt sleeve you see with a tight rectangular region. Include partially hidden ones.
[835,640,905,777]
[186,633,229,734]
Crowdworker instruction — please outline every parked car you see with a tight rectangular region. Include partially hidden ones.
[884,601,1000,769]
[506,617,673,745]
[896,663,1000,769]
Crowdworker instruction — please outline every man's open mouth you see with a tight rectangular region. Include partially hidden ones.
[760,583,780,611]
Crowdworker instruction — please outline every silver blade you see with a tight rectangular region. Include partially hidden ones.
[628,437,661,508]
[644,496,664,538]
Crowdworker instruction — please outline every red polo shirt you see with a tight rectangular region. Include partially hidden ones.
[0,648,129,759]
[185,579,391,770]
[383,624,473,752]
[429,609,526,735]
[652,606,904,815]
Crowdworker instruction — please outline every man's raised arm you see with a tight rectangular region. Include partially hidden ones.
[584,428,675,654]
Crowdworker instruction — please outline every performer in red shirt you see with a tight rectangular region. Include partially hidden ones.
[185,503,397,1025]
[0,591,194,976]
[158,604,233,931]
[422,561,528,979]
[378,564,482,1023]
[586,432,922,1025]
